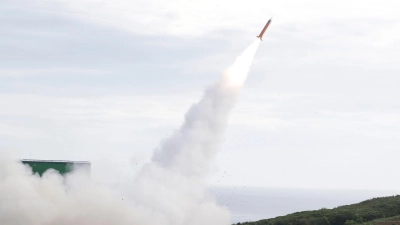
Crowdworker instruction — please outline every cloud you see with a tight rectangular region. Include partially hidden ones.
[2,0,400,192]
[11,0,398,38]
[0,94,189,123]
[0,68,110,77]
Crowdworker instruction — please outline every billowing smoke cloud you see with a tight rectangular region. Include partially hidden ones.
[0,40,260,225]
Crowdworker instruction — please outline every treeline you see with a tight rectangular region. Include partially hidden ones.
[236,195,400,225]
[361,215,400,225]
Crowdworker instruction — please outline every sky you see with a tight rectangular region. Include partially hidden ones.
[1,0,400,191]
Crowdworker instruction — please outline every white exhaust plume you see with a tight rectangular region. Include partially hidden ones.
[0,39,260,225]
[152,40,260,175]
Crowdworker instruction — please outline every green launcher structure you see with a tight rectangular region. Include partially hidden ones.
[21,159,91,176]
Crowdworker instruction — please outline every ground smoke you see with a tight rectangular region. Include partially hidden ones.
[0,40,260,225]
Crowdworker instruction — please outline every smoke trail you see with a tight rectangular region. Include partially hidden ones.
[152,39,260,176]
[130,39,260,225]
[0,39,260,225]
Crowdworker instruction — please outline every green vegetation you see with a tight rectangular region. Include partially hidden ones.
[360,215,400,225]
[236,195,400,225]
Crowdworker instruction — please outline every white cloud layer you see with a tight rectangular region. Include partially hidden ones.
[1,0,400,192]
[8,0,400,38]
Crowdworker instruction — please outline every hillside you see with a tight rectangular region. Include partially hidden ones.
[236,195,400,225]
[361,215,400,225]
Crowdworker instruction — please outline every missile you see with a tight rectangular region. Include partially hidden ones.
[257,18,272,41]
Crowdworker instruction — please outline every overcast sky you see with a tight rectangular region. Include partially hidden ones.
[1,0,400,191]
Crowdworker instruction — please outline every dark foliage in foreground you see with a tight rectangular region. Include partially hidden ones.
[235,195,400,225]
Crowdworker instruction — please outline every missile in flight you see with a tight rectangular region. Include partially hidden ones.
[257,18,272,41]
